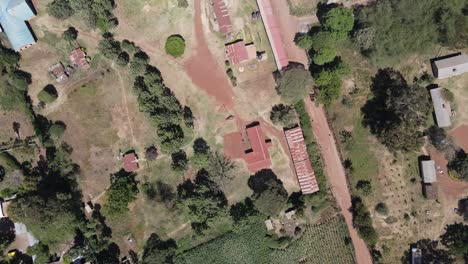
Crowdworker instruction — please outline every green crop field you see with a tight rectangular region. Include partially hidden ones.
[175,216,355,264]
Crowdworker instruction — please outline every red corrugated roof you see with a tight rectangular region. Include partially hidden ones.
[244,123,272,172]
[284,127,319,194]
[123,153,139,172]
[69,48,89,68]
[225,41,249,65]
[212,0,232,34]
[256,0,289,70]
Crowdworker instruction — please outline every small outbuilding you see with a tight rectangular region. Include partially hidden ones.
[0,0,36,51]
[432,53,468,79]
[430,87,451,128]
[69,48,90,68]
[420,160,437,199]
[123,152,139,173]
[264,219,274,231]
[244,122,273,172]
[49,63,69,83]
[225,40,249,65]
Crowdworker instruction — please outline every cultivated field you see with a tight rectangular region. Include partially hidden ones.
[175,215,355,264]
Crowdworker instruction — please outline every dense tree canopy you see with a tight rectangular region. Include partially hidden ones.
[103,170,139,218]
[142,234,177,264]
[362,69,431,151]
[275,66,314,104]
[448,150,468,181]
[351,196,378,245]
[248,170,288,216]
[270,104,297,129]
[441,223,468,257]
[322,6,355,39]
[354,0,468,65]
[402,239,454,263]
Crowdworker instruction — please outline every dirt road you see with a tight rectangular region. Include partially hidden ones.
[304,99,372,264]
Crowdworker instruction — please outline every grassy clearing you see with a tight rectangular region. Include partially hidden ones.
[175,215,355,264]
[287,0,319,17]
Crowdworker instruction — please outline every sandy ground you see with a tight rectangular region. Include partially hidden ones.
[304,99,372,264]
[183,0,235,110]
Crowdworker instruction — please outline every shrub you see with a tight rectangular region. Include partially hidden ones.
[375,202,388,215]
[322,6,355,39]
[356,180,372,196]
[145,146,158,161]
[270,104,297,128]
[37,85,58,104]
[116,52,130,66]
[48,122,66,140]
[165,35,186,58]
[275,67,314,104]
[295,34,313,49]
[63,27,78,41]
[171,150,188,172]
[177,0,189,8]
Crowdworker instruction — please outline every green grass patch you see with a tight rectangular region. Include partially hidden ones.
[287,0,320,17]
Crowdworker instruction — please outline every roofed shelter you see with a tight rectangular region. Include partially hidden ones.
[430,87,451,128]
[284,127,319,194]
[420,159,437,199]
[432,53,468,79]
[244,122,272,172]
[69,48,89,68]
[225,40,249,65]
[256,0,289,70]
[123,152,139,173]
[0,0,36,51]
[212,0,232,34]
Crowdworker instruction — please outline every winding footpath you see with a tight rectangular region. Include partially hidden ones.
[304,99,372,264]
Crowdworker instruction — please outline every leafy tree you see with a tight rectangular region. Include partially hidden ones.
[165,35,186,58]
[356,180,372,196]
[177,0,189,8]
[294,34,313,49]
[353,27,376,52]
[27,243,51,264]
[322,6,354,39]
[351,196,378,245]
[8,70,31,91]
[270,104,297,128]
[121,40,140,54]
[427,125,448,151]
[0,45,20,70]
[0,218,15,252]
[375,202,388,215]
[145,146,158,160]
[192,138,211,168]
[177,170,227,224]
[48,122,66,140]
[312,47,337,65]
[362,69,431,152]
[448,150,468,181]
[47,0,74,19]
[0,165,5,182]
[63,27,78,42]
[130,51,150,76]
[142,181,175,208]
[38,84,58,104]
[103,170,138,217]
[207,152,235,185]
[311,31,336,50]
[248,169,288,216]
[458,197,468,221]
[142,234,177,264]
[116,52,130,66]
[440,223,468,257]
[98,34,122,60]
[275,66,314,104]
[171,150,188,172]
[230,197,258,223]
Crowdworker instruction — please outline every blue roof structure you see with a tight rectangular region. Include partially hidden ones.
[0,0,35,51]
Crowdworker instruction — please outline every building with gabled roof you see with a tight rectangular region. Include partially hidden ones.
[420,159,437,199]
[244,122,272,172]
[212,0,232,34]
[0,0,36,51]
[432,53,468,79]
[430,87,451,128]
[225,40,249,65]
[123,152,139,173]
[284,127,319,194]
[69,48,89,68]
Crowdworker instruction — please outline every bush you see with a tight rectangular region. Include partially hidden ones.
[47,0,74,19]
[312,47,337,65]
[165,35,186,58]
[178,0,189,8]
[356,180,372,196]
[375,202,388,215]
[351,196,378,245]
[48,122,66,140]
[103,170,138,217]
[322,6,354,39]
[171,150,188,172]
[270,104,297,128]
[145,146,158,161]
[295,34,313,49]
[116,52,130,66]
[63,27,78,41]
[37,85,58,104]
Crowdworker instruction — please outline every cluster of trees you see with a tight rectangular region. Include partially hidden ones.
[103,170,139,218]
[247,170,289,216]
[353,0,468,65]
[38,84,58,104]
[362,69,431,152]
[448,150,468,181]
[47,0,117,31]
[351,196,378,245]
[294,5,354,105]
[99,35,194,153]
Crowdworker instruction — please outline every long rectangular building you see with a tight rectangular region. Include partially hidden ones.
[256,0,289,70]
[284,127,319,194]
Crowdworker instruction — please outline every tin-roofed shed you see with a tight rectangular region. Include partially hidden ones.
[430,87,452,128]
[421,160,436,183]
[433,54,468,79]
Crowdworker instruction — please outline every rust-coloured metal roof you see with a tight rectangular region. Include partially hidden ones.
[212,0,232,34]
[225,40,249,65]
[123,153,139,173]
[244,123,272,172]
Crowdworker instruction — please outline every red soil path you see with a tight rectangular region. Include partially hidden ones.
[183,0,235,110]
[223,132,244,159]
[304,99,372,264]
